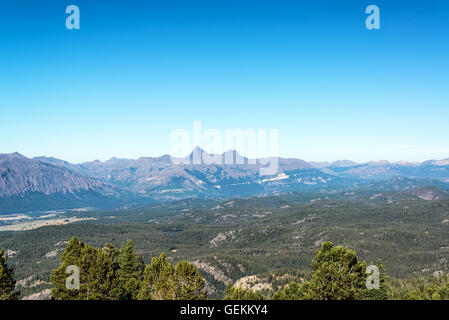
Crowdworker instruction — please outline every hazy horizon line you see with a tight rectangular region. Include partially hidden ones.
[2,149,448,166]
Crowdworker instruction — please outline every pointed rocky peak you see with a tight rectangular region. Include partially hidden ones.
[187,146,210,165]
[189,146,209,156]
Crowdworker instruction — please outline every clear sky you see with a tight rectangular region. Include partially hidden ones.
[1,0,448,163]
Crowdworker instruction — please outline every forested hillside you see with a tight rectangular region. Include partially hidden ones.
[1,190,449,299]
[3,237,449,300]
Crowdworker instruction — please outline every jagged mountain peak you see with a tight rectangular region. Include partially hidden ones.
[3,150,449,211]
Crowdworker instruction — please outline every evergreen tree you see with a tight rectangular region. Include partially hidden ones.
[50,237,85,300]
[138,253,175,300]
[223,283,265,300]
[51,237,120,300]
[81,245,120,299]
[0,248,18,300]
[404,279,449,300]
[117,240,143,299]
[272,281,309,300]
[435,283,449,300]
[273,242,389,300]
[51,239,208,300]
[138,253,207,300]
[307,241,368,300]
[173,261,207,300]
[364,259,389,300]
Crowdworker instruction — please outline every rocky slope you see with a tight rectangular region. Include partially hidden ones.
[2,149,448,211]
[0,153,119,198]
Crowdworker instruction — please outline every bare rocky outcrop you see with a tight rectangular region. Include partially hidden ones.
[22,289,52,300]
[192,260,230,284]
[234,275,273,292]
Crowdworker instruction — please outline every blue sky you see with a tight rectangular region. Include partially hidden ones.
[0,0,448,163]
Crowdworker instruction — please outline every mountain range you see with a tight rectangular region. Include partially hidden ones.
[1,148,449,213]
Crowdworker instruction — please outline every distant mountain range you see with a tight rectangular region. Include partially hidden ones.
[1,148,448,213]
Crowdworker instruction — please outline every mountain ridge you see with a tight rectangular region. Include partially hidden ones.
[1,150,449,213]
